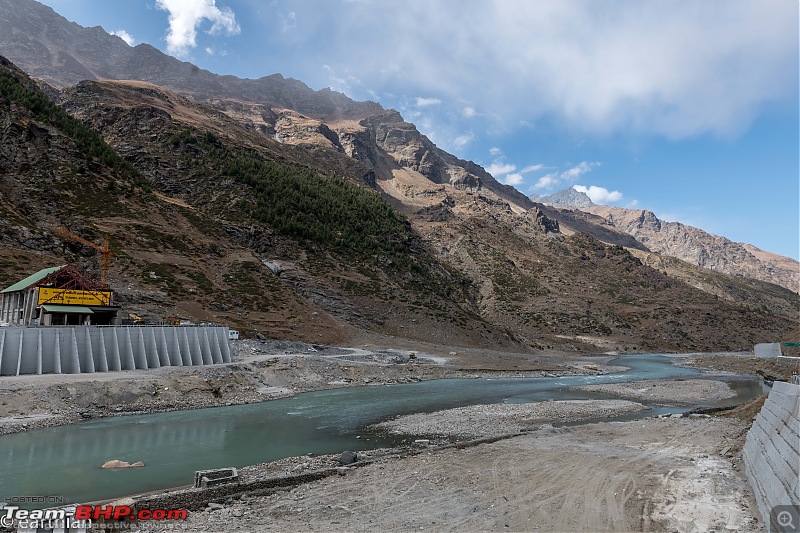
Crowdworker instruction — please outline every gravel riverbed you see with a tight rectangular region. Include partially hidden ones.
[373,399,647,439]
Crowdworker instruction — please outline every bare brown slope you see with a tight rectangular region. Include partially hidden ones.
[58,79,800,352]
[583,205,799,294]
[4,59,798,353]
[55,79,532,350]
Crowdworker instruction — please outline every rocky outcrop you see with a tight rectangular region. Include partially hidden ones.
[537,205,648,251]
[530,188,595,208]
[583,205,799,293]
[273,109,344,150]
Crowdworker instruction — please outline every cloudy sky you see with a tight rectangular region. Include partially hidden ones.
[40,0,799,258]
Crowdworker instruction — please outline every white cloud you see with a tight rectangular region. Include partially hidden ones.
[521,164,545,173]
[156,0,240,58]
[415,97,442,107]
[323,65,363,96]
[110,29,135,46]
[573,185,623,204]
[527,161,599,190]
[533,174,557,190]
[280,11,297,33]
[303,0,796,139]
[562,161,599,180]
[463,106,477,118]
[453,132,475,149]
[489,147,503,156]
[503,172,523,186]
[486,162,516,177]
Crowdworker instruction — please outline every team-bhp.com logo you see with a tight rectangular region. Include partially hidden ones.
[1,504,188,529]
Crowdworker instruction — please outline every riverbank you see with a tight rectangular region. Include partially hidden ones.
[0,346,783,439]
[572,378,737,405]
[373,399,647,438]
[160,416,761,532]
[0,346,777,532]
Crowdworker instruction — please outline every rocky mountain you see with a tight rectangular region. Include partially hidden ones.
[526,189,798,293]
[3,56,798,353]
[530,188,595,208]
[581,206,798,294]
[0,0,797,353]
[0,0,532,215]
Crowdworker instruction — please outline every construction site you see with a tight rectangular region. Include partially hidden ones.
[0,229,233,376]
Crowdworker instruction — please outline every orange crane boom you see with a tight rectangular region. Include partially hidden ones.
[53,227,117,288]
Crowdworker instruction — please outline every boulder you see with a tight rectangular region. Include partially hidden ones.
[100,459,145,468]
[339,451,358,465]
[101,460,130,469]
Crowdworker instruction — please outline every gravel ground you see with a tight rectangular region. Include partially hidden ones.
[573,378,736,405]
[373,399,647,439]
[162,417,760,533]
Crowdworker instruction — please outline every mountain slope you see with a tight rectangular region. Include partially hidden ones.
[1,9,798,357]
[1,58,792,352]
[8,0,791,297]
[1,58,512,348]
[0,0,531,214]
[582,205,798,294]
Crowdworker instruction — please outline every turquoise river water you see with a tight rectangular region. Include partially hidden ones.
[0,354,765,505]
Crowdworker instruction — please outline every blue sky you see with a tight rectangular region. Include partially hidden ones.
[39,0,799,259]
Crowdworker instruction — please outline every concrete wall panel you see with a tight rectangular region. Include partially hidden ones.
[743,381,800,529]
[0,326,232,375]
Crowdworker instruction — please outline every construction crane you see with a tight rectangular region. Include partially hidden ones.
[53,227,116,288]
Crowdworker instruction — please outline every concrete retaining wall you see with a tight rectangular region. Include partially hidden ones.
[0,326,231,376]
[755,343,783,359]
[743,381,800,524]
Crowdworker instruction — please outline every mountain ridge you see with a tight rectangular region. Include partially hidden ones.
[530,187,595,208]
[581,205,798,294]
[4,59,797,351]
[0,0,797,351]
[524,186,797,294]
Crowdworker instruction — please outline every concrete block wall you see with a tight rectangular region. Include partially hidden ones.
[0,326,232,376]
[743,381,800,525]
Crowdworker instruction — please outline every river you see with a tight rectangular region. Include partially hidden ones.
[0,354,765,506]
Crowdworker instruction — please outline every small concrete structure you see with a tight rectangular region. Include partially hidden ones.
[755,343,782,359]
[194,468,239,488]
[743,381,800,527]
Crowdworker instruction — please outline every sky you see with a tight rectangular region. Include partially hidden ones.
[38,0,800,259]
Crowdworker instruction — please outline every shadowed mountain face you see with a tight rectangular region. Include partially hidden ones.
[0,0,797,352]
[0,0,382,119]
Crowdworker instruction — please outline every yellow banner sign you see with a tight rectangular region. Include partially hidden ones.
[37,288,112,306]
